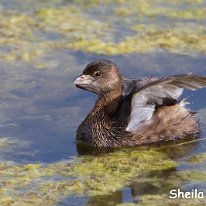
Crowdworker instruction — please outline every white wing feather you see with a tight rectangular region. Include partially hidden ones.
[126,74,206,133]
[126,85,183,132]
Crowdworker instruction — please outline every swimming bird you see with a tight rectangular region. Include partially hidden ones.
[74,60,206,147]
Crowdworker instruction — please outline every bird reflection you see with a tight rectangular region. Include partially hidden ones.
[76,138,198,159]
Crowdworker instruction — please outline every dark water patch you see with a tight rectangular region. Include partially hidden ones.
[57,196,87,206]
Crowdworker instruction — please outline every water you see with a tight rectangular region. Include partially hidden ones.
[1,51,206,162]
[1,51,206,205]
[0,1,206,206]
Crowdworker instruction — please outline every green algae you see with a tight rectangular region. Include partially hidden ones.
[36,7,110,38]
[113,0,206,20]
[0,137,28,150]
[1,142,206,206]
[117,194,206,206]
[45,24,206,55]
[116,169,206,206]
[1,138,206,206]
[0,138,12,149]
[0,11,42,62]
[0,145,178,206]
[186,153,206,164]
[0,0,206,63]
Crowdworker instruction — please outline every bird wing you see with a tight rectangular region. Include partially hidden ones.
[125,74,206,132]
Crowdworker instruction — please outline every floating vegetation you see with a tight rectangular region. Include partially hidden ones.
[0,139,179,206]
[69,26,205,55]
[186,152,206,164]
[0,137,13,149]
[0,11,42,62]
[1,137,206,206]
[0,0,206,63]
[36,7,109,37]
[117,194,206,206]
[112,0,206,20]
[116,169,206,206]
[0,137,31,153]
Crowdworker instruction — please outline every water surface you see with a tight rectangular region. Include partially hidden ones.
[0,1,206,206]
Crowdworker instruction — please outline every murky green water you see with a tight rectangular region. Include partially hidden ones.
[0,0,206,206]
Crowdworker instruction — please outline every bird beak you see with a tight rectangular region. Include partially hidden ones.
[73,74,94,88]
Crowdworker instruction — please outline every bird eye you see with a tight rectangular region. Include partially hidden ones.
[94,71,101,77]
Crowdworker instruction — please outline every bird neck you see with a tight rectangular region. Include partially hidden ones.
[92,89,122,116]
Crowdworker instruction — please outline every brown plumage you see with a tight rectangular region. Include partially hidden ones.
[73,60,206,148]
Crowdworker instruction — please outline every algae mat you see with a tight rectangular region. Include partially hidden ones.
[1,137,206,206]
[0,138,176,205]
[0,0,206,64]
